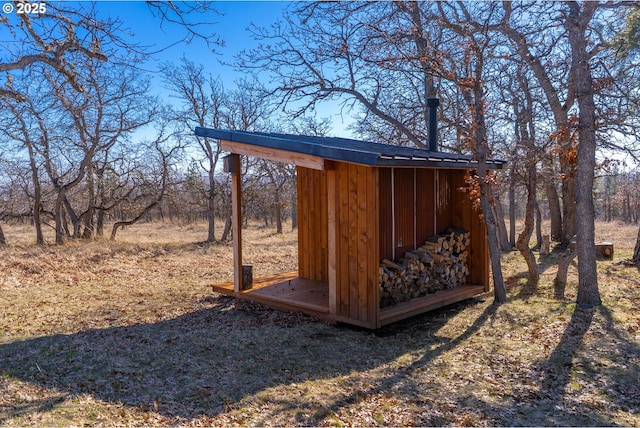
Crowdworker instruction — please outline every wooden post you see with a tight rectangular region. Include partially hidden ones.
[229,153,243,292]
[327,169,337,315]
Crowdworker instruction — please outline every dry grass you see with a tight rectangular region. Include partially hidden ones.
[1,220,639,426]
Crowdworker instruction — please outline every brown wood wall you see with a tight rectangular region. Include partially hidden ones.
[298,164,489,328]
[298,163,380,328]
[331,162,380,327]
[450,170,489,289]
[380,168,440,260]
[297,167,329,282]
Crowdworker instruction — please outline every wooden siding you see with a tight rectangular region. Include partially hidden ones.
[297,164,488,329]
[378,167,489,291]
[450,169,489,289]
[435,170,453,232]
[416,169,436,247]
[332,162,380,327]
[297,167,329,282]
[379,168,442,261]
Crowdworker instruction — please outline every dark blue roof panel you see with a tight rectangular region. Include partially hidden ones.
[194,127,506,169]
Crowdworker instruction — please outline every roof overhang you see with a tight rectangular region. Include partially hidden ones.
[194,127,506,170]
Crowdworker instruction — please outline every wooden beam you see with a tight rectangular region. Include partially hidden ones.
[327,169,337,315]
[220,140,330,171]
[230,153,243,292]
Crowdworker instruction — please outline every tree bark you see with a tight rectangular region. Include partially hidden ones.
[508,163,516,247]
[472,78,507,303]
[290,186,298,231]
[543,157,563,242]
[554,247,576,299]
[517,160,539,282]
[274,187,283,234]
[53,191,66,244]
[535,200,543,249]
[567,1,601,307]
[492,189,511,251]
[207,155,216,243]
[632,225,640,266]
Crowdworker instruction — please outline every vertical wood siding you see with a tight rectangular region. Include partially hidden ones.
[450,169,489,289]
[377,167,488,290]
[333,162,379,327]
[297,167,328,282]
[298,164,488,328]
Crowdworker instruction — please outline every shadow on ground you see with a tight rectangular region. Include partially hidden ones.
[1,295,638,426]
[0,295,473,423]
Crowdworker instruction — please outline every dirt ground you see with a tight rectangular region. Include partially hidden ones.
[1,220,639,426]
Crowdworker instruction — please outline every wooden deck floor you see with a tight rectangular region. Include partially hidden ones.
[378,284,486,326]
[212,271,330,316]
[212,272,486,328]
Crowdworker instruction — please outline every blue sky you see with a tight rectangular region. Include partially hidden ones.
[98,1,288,85]
[89,1,352,135]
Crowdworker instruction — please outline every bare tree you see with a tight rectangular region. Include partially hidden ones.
[633,226,640,267]
[436,1,508,303]
[512,65,540,282]
[565,1,602,307]
[161,58,227,242]
[0,2,115,101]
[110,125,182,240]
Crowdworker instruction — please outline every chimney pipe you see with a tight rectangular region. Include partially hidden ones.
[427,98,439,152]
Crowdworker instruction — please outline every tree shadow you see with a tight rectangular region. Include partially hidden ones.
[507,305,636,426]
[270,300,500,426]
[0,295,477,424]
[538,306,594,401]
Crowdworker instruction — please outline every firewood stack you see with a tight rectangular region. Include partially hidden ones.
[379,227,471,308]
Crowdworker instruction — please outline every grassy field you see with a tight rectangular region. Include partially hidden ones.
[1,220,639,426]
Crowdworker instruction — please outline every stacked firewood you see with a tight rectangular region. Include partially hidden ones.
[379,227,471,308]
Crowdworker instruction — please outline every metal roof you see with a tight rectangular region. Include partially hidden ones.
[194,127,506,169]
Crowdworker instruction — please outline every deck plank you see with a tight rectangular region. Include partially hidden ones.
[212,271,329,314]
[379,284,486,326]
[213,274,485,328]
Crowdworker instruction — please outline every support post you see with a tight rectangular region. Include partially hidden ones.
[230,153,243,292]
[327,169,337,315]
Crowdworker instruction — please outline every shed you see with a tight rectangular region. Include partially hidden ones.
[194,127,505,329]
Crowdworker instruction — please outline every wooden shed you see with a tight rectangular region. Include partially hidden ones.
[194,127,505,329]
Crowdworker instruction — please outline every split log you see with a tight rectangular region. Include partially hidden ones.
[379,227,471,307]
[595,242,613,259]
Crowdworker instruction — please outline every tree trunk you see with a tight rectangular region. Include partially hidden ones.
[632,225,640,266]
[207,159,216,243]
[55,191,66,245]
[517,161,539,282]
[96,210,105,237]
[0,224,6,246]
[291,185,298,231]
[554,247,576,300]
[543,158,563,242]
[492,189,511,252]
[82,209,95,240]
[63,196,81,238]
[561,177,577,245]
[469,75,507,303]
[567,1,601,307]
[508,165,516,247]
[221,215,232,242]
[535,200,543,249]
[274,187,283,234]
